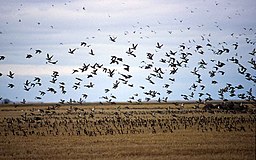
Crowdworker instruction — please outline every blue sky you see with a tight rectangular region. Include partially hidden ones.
[0,0,255,103]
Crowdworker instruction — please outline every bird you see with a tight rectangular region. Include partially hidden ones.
[113,80,120,89]
[0,55,5,60]
[79,63,90,72]
[126,48,136,57]
[39,91,46,96]
[72,69,79,74]
[26,54,33,58]
[47,88,57,94]
[196,45,203,50]
[156,42,163,49]
[46,53,53,61]
[131,43,138,50]
[68,48,77,54]
[7,71,14,79]
[108,69,116,77]
[84,82,94,88]
[123,64,130,71]
[48,60,58,64]
[232,42,238,50]
[89,49,94,55]
[81,42,87,47]
[109,36,117,42]
[8,83,14,88]
[35,49,42,54]
[146,53,154,60]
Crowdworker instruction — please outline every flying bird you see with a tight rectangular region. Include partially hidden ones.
[0,55,6,60]
[7,71,14,79]
[156,42,163,49]
[35,49,42,54]
[68,48,77,54]
[109,36,117,42]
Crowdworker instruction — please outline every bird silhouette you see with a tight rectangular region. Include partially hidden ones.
[35,49,42,54]
[68,48,77,54]
[123,64,130,71]
[7,71,14,79]
[26,54,33,58]
[89,49,94,55]
[80,42,87,47]
[109,36,117,42]
[8,83,14,88]
[46,53,53,61]
[0,55,6,60]
[131,43,138,50]
[156,42,163,49]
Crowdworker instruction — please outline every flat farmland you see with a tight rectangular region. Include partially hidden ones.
[0,102,255,160]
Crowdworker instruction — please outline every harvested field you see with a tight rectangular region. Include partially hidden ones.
[0,102,255,160]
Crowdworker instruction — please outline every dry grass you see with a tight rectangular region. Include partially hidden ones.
[1,131,255,160]
[0,103,255,160]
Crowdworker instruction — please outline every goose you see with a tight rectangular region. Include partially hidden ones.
[26,54,33,59]
[123,64,130,71]
[131,43,138,50]
[113,80,120,89]
[0,55,6,60]
[104,89,110,93]
[232,42,238,50]
[24,86,31,91]
[39,91,46,96]
[52,71,59,77]
[35,49,42,54]
[47,59,58,64]
[46,53,53,61]
[50,78,57,84]
[146,52,154,60]
[196,45,203,50]
[84,82,94,88]
[119,73,132,79]
[108,69,115,77]
[109,36,117,42]
[34,77,41,82]
[156,42,163,49]
[249,48,256,56]
[82,94,88,99]
[126,48,136,57]
[139,86,145,89]
[80,42,87,47]
[79,63,90,72]
[216,61,225,67]
[75,77,83,81]
[7,71,14,79]
[68,48,77,54]
[72,69,79,74]
[24,80,31,86]
[89,49,94,55]
[8,83,14,88]
[47,87,57,94]
[238,65,247,74]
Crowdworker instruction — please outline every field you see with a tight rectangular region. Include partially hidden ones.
[0,102,255,160]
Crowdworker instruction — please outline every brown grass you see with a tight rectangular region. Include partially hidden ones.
[0,103,255,160]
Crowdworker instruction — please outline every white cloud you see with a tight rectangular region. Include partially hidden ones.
[0,64,75,76]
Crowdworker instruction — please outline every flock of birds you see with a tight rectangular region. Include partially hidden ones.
[0,103,255,137]
[0,1,255,140]
[0,1,256,104]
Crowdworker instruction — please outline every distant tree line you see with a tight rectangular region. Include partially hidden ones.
[0,98,13,104]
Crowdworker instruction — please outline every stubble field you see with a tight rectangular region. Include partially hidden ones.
[0,102,255,160]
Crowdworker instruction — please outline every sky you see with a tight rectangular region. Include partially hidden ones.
[0,0,255,103]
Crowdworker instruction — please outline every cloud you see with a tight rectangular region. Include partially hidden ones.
[0,64,74,76]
